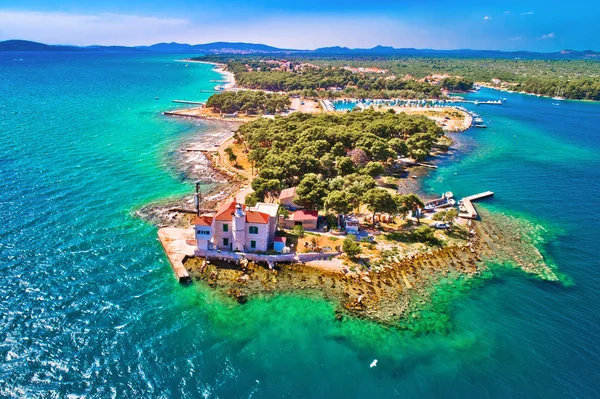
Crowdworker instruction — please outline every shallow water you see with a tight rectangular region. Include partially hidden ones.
[1,54,599,398]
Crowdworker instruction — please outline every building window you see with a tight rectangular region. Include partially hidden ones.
[197,230,210,235]
[223,224,228,232]
[223,238,229,247]
[250,240,256,249]
[249,226,258,234]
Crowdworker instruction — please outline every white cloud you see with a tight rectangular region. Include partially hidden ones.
[504,11,511,15]
[483,16,491,20]
[509,36,523,41]
[539,32,556,40]
[521,11,534,16]
[0,9,450,49]
[0,10,190,45]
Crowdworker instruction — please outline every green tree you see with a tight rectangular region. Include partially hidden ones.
[395,194,424,223]
[296,173,329,209]
[245,192,260,207]
[342,234,362,258]
[444,208,458,224]
[224,146,237,165]
[361,161,385,177]
[363,188,398,227]
[336,156,355,176]
[251,178,280,201]
[324,190,354,228]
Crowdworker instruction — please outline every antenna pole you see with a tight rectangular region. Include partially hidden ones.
[195,181,202,216]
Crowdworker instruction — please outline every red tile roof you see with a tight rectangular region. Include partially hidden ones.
[246,210,269,224]
[214,199,245,221]
[289,210,318,221]
[194,215,213,226]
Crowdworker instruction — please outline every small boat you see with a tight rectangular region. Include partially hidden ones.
[474,123,487,128]
[155,96,159,100]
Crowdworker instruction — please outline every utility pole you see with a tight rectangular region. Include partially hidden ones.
[195,181,202,216]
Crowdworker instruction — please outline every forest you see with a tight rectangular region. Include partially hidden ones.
[205,91,291,114]
[236,109,442,215]
[197,55,600,100]
[306,57,600,100]
[226,61,443,99]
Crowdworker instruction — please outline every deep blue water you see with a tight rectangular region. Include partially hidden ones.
[1,53,599,398]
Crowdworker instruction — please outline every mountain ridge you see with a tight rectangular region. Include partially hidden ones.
[1,39,598,60]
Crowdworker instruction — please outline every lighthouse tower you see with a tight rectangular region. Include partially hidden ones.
[231,203,246,251]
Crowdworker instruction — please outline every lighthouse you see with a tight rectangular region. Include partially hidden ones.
[232,203,246,251]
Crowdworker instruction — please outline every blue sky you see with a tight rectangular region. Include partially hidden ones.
[0,1,598,51]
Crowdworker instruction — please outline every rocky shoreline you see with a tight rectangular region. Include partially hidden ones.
[182,206,558,327]
[142,109,560,328]
[135,120,243,227]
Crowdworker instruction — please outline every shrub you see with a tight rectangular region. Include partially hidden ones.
[432,211,446,221]
[412,225,436,244]
[291,225,305,238]
[343,234,362,258]
[245,192,259,207]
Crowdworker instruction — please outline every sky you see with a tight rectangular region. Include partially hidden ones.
[0,1,598,52]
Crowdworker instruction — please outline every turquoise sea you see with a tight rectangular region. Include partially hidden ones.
[1,53,599,398]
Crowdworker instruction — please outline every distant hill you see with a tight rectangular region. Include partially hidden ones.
[311,45,600,59]
[0,40,81,52]
[141,41,288,53]
[0,39,598,60]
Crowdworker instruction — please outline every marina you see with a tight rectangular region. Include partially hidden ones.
[329,97,504,111]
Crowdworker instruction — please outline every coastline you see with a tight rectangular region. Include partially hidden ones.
[144,112,559,325]
[144,67,560,326]
[476,82,600,103]
[178,59,236,90]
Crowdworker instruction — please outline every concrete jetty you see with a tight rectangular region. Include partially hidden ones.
[459,191,494,219]
[173,100,205,105]
[158,228,195,283]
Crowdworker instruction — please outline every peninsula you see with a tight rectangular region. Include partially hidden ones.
[148,59,561,327]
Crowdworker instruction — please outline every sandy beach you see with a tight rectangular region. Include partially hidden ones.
[178,59,236,90]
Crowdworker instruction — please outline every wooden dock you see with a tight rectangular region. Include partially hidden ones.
[157,228,195,283]
[459,191,494,219]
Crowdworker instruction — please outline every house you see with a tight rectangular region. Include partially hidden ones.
[194,199,279,253]
[279,186,297,207]
[283,210,319,231]
[194,215,214,250]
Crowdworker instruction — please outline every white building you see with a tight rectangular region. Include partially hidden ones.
[194,199,279,253]
[345,215,360,235]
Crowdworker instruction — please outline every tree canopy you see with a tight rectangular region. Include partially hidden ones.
[206,90,290,114]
